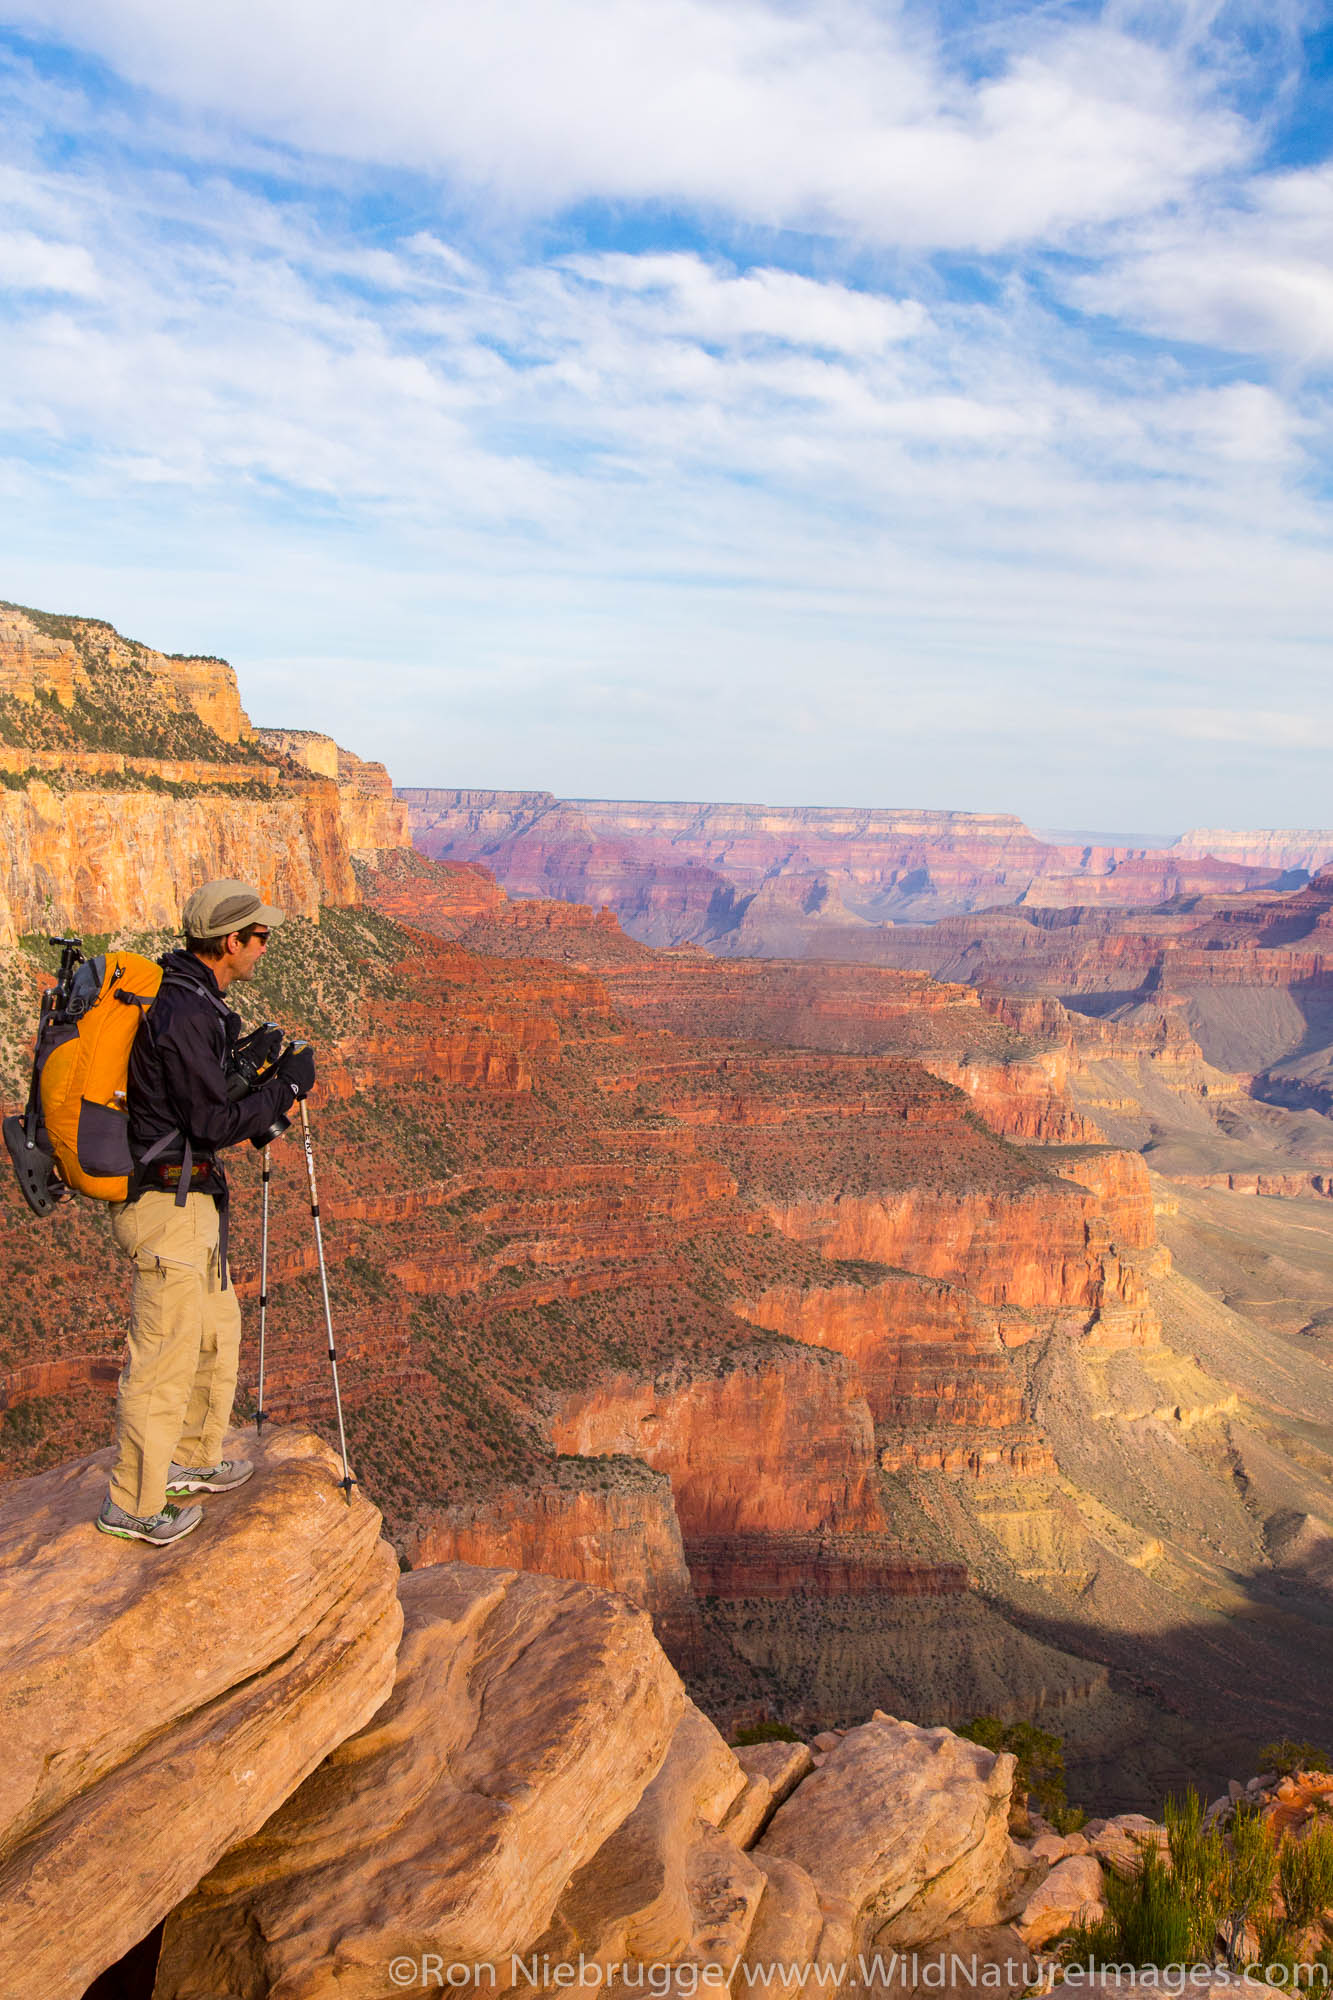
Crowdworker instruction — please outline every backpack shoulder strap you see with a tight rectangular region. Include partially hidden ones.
[159,968,231,1019]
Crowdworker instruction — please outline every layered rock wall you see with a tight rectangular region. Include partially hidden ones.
[405,1461,702,1657]
[402,786,1284,941]
[1175,828,1333,873]
[0,608,76,705]
[335,744,412,852]
[1046,1147,1158,1250]
[768,1182,1102,1310]
[551,1347,888,1542]
[736,1273,1027,1431]
[0,606,411,942]
[0,778,355,939]
[258,730,412,852]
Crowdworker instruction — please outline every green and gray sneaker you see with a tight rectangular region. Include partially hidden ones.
[166,1457,255,1496]
[96,1496,204,1547]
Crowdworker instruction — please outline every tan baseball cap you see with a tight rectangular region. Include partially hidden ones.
[181,879,286,940]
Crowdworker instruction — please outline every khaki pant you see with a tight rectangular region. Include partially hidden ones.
[108,1190,242,1518]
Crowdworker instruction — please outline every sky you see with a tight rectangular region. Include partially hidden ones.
[1,1,1332,832]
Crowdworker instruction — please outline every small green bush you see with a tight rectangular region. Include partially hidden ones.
[1259,1740,1331,1778]
[1064,1788,1333,1974]
[1279,1824,1333,1933]
[730,1721,802,1746]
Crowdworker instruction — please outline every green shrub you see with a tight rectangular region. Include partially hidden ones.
[1260,1740,1331,1778]
[1065,1788,1333,1974]
[730,1721,802,1746]
[1279,1825,1333,1933]
[1117,1845,1196,1967]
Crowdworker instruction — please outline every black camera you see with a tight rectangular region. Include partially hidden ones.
[226,1025,315,1148]
[225,1021,294,1146]
[226,1021,286,1101]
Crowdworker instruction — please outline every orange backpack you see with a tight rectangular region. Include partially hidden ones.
[4,940,162,1212]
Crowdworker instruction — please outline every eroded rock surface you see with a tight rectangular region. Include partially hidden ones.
[758,1714,1016,1958]
[522,1704,765,1980]
[155,1563,689,1998]
[1016,1854,1106,1946]
[0,1428,401,2000]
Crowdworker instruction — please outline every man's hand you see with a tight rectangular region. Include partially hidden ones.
[274,1044,317,1102]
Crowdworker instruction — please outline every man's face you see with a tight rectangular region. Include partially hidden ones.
[225,926,270,980]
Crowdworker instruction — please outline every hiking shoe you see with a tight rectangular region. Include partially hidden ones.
[165,1457,255,1496]
[96,1496,204,1547]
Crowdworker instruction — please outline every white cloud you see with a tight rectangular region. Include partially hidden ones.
[9,0,1250,250]
[563,253,929,352]
[0,226,99,295]
[1072,163,1333,364]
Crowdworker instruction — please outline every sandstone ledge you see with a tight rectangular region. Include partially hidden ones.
[0,1427,402,2000]
[155,1563,690,1997]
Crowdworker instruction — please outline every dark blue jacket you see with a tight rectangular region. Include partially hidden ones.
[127,951,293,1194]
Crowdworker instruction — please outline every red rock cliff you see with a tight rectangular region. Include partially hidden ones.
[551,1346,887,1541]
[405,1459,703,1659]
[0,608,412,942]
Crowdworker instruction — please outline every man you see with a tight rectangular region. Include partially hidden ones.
[96,880,316,1547]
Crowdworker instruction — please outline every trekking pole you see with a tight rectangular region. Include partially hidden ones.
[297,1097,355,1502]
[255,1145,271,1435]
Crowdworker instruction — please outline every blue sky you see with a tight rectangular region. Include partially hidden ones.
[2,0,1332,833]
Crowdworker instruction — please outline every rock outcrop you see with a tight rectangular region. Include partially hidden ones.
[0,1473,1040,2000]
[0,1429,402,2000]
[523,1704,767,1976]
[405,1457,704,1660]
[155,1561,691,1997]
[258,728,412,853]
[0,605,77,705]
[753,1714,1016,1958]
[0,602,246,737]
[1014,1853,1105,1945]
[0,604,412,942]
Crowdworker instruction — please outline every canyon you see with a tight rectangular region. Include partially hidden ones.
[0,607,1331,1841]
[791,873,1333,1133]
[400,782,1333,1189]
[400,789,1294,940]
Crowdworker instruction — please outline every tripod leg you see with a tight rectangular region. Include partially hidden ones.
[297,1099,355,1501]
[255,1145,271,1435]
